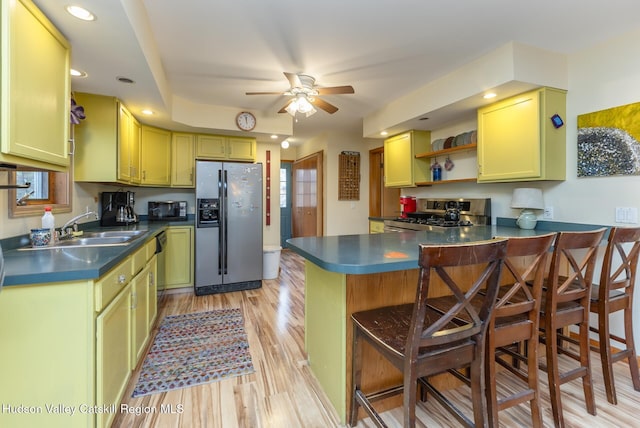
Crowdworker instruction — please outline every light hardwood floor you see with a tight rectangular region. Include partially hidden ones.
[113,250,640,428]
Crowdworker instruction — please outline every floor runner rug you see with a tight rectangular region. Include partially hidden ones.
[132,308,254,397]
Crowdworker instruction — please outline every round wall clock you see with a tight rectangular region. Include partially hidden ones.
[236,111,256,131]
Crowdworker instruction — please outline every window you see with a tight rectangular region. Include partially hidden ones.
[8,167,71,218]
[280,168,287,208]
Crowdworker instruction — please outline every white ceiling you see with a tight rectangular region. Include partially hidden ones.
[33,0,640,145]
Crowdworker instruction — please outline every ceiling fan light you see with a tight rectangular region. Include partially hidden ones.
[304,105,317,117]
[297,96,314,114]
[285,100,298,116]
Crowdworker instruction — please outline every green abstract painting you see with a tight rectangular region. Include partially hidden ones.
[577,101,640,177]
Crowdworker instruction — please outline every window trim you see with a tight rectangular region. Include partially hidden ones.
[8,166,72,218]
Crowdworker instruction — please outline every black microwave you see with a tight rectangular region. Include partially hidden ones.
[148,201,188,221]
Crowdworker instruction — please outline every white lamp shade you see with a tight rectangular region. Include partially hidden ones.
[511,188,544,209]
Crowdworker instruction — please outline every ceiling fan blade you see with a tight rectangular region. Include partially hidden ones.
[277,100,293,114]
[316,85,355,95]
[245,91,284,95]
[311,97,339,114]
[284,72,302,88]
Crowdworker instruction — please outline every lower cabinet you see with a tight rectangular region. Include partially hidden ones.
[0,235,161,428]
[96,282,132,428]
[165,226,194,289]
[369,220,385,233]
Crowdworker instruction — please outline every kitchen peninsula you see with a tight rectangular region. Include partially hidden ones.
[286,224,594,423]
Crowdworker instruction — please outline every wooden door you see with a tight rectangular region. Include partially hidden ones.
[292,151,323,237]
[369,147,400,217]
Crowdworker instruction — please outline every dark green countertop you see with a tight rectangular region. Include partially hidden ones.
[1,221,191,286]
[286,223,607,275]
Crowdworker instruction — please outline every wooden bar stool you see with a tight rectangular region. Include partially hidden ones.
[349,239,508,428]
[426,233,556,427]
[538,228,606,428]
[589,226,640,404]
[487,233,556,427]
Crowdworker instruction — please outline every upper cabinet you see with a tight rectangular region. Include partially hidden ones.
[383,130,431,187]
[74,92,137,184]
[171,133,195,188]
[195,135,256,161]
[140,125,171,186]
[118,104,141,184]
[0,0,70,170]
[477,87,567,182]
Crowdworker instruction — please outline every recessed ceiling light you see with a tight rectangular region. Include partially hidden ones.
[141,109,154,115]
[116,76,135,84]
[271,134,278,139]
[281,140,290,149]
[70,68,87,77]
[65,5,96,21]
[380,131,388,136]
[483,92,497,99]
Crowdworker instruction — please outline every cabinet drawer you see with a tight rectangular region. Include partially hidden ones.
[95,257,133,312]
[131,245,147,276]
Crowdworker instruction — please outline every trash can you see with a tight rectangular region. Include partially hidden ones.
[263,245,282,279]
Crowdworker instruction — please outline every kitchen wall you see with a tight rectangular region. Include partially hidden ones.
[294,130,379,236]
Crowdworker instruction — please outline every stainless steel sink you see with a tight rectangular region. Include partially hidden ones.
[19,230,148,250]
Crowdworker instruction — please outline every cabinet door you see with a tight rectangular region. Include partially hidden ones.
[118,104,133,182]
[2,0,70,167]
[141,126,171,186]
[165,226,194,289]
[227,137,256,161]
[148,255,158,328]
[477,91,541,182]
[130,118,142,184]
[131,264,150,366]
[171,133,195,187]
[96,282,132,428]
[195,134,226,159]
[384,133,413,187]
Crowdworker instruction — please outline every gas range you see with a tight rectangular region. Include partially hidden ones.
[384,198,491,232]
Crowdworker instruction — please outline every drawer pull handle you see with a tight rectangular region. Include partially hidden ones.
[118,274,127,284]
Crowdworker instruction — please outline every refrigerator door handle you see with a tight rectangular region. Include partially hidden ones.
[223,169,229,275]
[217,169,223,275]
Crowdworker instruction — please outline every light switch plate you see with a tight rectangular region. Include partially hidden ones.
[543,206,554,220]
[615,207,638,224]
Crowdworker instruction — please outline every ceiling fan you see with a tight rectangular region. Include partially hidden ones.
[246,72,354,116]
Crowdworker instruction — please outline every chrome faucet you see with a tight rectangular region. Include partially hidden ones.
[59,211,99,238]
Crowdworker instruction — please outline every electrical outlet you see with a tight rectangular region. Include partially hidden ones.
[543,206,554,220]
[615,207,638,224]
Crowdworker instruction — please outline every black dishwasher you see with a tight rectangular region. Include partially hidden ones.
[155,231,167,303]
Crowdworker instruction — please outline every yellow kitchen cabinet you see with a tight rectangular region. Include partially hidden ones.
[118,104,141,184]
[0,0,70,170]
[73,92,142,184]
[171,132,196,187]
[141,125,171,186]
[369,219,385,233]
[131,263,151,365]
[96,281,132,428]
[383,130,431,187]
[196,134,256,161]
[477,87,567,182]
[165,225,194,289]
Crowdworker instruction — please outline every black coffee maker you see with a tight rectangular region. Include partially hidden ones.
[100,191,139,226]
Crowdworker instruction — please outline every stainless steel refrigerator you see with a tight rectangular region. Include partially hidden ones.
[195,161,263,295]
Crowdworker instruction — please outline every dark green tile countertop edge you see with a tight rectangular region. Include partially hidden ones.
[287,218,609,275]
[1,220,194,287]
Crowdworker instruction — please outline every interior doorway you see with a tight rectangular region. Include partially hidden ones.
[292,151,324,237]
[280,161,292,247]
[369,146,400,217]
